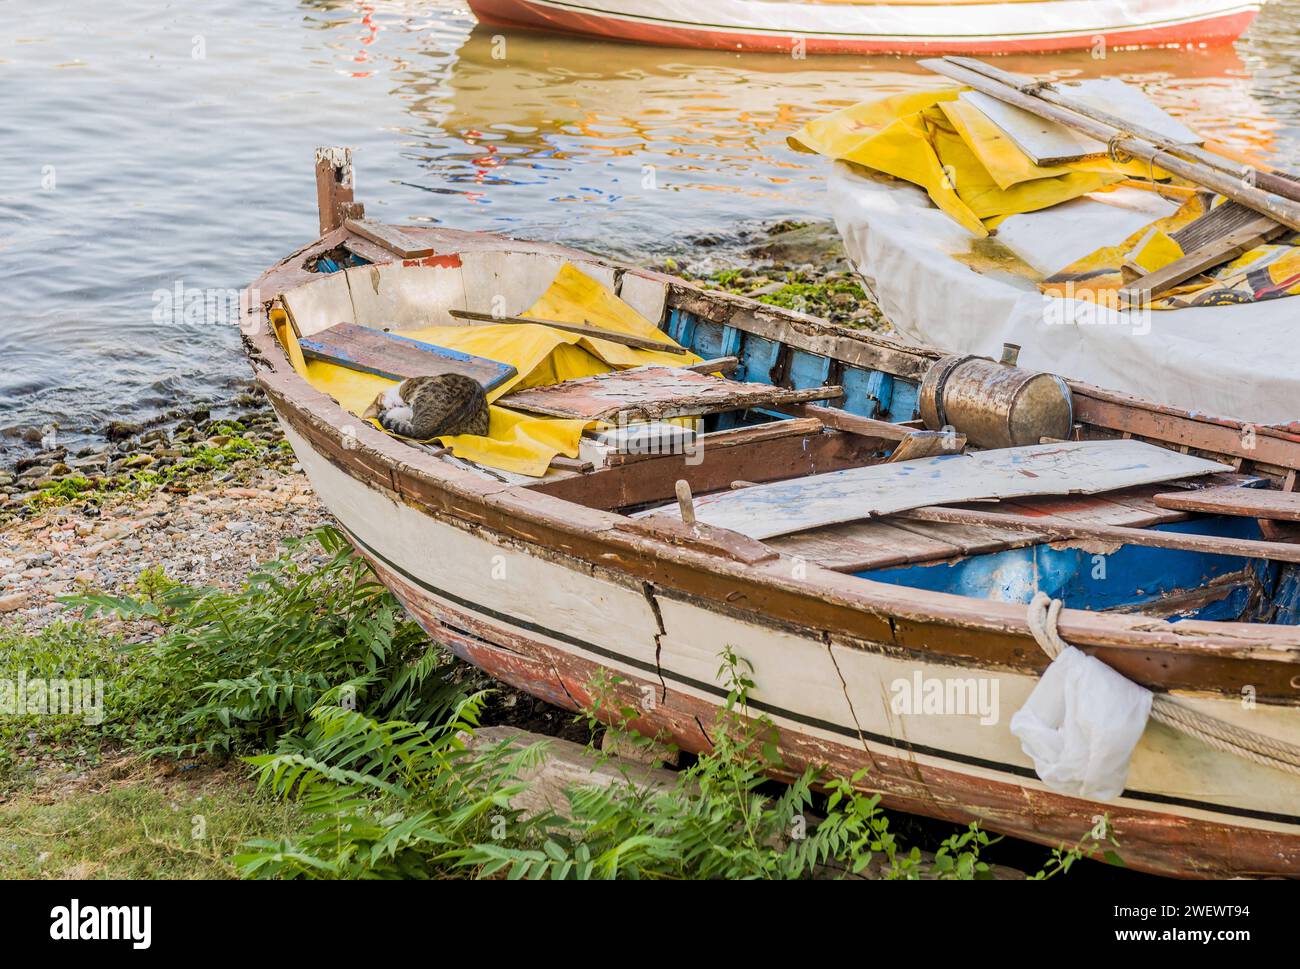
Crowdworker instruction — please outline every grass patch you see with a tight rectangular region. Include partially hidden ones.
[0,760,300,879]
[0,620,149,789]
[697,268,886,329]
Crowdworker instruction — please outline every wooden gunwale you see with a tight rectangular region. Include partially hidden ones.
[245,224,1300,704]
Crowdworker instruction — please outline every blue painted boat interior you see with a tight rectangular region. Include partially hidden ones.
[854,518,1300,625]
[309,247,371,274]
[668,307,921,428]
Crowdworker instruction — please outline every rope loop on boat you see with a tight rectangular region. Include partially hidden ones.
[1026,591,1068,659]
[1026,592,1300,777]
[1106,132,1135,164]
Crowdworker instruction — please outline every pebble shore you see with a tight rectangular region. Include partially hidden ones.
[0,391,327,632]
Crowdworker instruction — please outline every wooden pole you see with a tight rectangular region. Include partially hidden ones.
[896,505,1300,565]
[315,146,361,236]
[943,57,1300,205]
[675,479,697,525]
[919,59,1300,232]
[449,308,688,354]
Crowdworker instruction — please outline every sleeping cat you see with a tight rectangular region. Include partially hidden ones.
[362,374,490,439]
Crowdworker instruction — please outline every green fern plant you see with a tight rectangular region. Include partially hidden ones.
[61,526,464,756]
[447,650,1001,880]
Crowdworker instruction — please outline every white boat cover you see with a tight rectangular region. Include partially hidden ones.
[829,162,1300,425]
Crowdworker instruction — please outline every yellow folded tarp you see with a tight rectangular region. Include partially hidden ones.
[1041,193,1300,310]
[297,263,700,477]
[788,88,1158,238]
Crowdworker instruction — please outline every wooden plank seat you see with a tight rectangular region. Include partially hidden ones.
[766,488,1180,573]
[298,322,517,390]
[1154,483,1300,522]
[499,365,842,422]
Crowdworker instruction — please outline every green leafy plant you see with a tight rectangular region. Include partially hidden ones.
[456,649,998,880]
[1029,815,1123,879]
[236,644,1005,880]
[61,526,464,756]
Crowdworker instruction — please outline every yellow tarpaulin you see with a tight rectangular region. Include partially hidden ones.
[1041,194,1300,310]
[295,263,700,476]
[788,88,1157,238]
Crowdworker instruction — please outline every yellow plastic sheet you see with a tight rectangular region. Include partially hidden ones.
[296,263,699,477]
[789,88,1147,238]
[1128,227,1185,274]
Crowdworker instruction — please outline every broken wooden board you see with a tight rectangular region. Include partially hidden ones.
[343,218,435,259]
[1172,199,1270,253]
[1001,488,1185,528]
[887,430,966,462]
[500,365,841,422]
[897,504,1300,565]
[462,726,679,821]
[1154,484,1300,522]
[960,79,1200,165]
[298,322,517,391]
[768,520,969,572]
[1120,215,1287,305]
[642,440,1229,541]
[767,486,1203,573]
[776,403,918,442]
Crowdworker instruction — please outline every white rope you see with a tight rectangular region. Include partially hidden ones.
[1026,592,1300,777]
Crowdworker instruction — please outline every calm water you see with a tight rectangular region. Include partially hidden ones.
[3,0,1300,446]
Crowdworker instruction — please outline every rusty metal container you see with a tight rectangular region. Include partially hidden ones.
[919,350,1073,449]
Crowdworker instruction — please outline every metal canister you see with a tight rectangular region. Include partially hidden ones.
[919,349,1073,449]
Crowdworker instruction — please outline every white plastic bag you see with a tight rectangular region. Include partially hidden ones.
[1009,646,1153,801]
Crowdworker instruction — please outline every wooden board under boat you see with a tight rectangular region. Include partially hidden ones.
[245,215,1300,880]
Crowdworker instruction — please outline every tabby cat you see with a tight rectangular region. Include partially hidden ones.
[362,373,490,439]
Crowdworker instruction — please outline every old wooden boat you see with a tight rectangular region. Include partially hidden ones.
[242,151,1300,878]
[466,0,1262,55]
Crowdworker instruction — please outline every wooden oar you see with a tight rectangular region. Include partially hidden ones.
[920,58,1300,232]
[943,57,1300,206]
[449,308,688,354]
[895,504,1300,564]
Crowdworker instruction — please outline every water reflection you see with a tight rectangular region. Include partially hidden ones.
[387,23,1287,255]
[1,0,1297,442]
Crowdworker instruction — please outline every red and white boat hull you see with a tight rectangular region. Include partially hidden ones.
[467,0,1260,55]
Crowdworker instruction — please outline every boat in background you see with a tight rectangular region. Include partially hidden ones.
[808,58,1300,426]
[466,0,1262,55]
